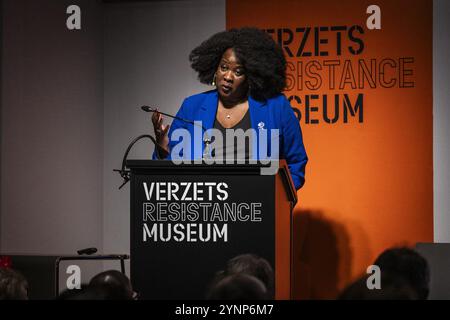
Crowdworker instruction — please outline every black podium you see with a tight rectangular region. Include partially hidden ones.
[127,160,297,299]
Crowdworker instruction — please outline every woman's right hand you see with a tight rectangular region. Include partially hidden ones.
[151,110,170,159]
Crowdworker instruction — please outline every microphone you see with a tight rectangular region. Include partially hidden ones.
[141,105,155,112]
[141,105,212,159]
[77,247,97,255]
[141,105,203,129]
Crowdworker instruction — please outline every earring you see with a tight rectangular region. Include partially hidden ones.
[211,74,216,86]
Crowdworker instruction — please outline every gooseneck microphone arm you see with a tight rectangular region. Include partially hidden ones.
[141,106,197,127]
[141,106,212,159]
[115,105,214,189]
[113,134,160,189]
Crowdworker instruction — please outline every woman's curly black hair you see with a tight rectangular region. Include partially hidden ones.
[189,27,286,101]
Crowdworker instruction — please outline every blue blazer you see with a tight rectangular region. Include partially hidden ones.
[153,90,308,189]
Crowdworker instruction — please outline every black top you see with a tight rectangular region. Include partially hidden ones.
[212,110,251,161]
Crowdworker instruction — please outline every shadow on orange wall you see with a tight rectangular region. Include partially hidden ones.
[293,209,367,299]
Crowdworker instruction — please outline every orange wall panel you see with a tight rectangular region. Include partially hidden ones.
[227,0,433,299]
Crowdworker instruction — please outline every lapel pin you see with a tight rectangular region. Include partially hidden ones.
[258,122,265,130]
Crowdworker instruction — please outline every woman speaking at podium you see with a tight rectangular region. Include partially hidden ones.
[151,27,308,190]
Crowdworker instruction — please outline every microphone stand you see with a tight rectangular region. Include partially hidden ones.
[115,105,214,189]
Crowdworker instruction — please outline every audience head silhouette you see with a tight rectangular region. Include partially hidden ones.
[88,270,135,300]
[338,246,430,300]
[207,253,274,299]
[338,273,419,300]
[374,246,430,300]
[224,254,274,296]
[206,273,268,300]
[0,267,29,300]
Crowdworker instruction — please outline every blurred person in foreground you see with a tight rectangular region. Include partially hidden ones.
[0,267,28,300]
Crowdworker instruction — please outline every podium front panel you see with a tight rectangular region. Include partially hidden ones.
[130,168,275,299]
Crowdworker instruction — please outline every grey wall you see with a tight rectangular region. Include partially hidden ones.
[433,0,450,242]
[1,0,104,254]
[103,0,225,257]
[0,0,225,264]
